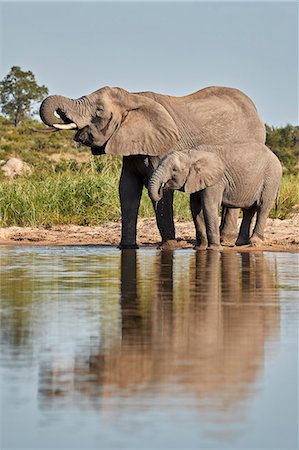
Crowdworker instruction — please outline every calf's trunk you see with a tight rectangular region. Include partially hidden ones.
[148,163,171,202]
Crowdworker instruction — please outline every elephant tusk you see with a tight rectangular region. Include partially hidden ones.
[31,127,60,133]
[53,123,78,130]
[158,182,165,198]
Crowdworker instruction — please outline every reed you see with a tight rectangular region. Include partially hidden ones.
[1,168,297,226]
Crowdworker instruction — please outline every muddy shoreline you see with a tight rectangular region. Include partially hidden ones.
[0,217,298,252]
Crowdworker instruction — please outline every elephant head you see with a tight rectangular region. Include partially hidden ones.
[149,148,225,202]
[40,87,180,156]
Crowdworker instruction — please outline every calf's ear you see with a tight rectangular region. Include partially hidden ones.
[184,150,225,193]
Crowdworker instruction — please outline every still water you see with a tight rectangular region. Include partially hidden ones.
[0,247,298,449]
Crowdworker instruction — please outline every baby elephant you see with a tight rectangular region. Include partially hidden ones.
[149,143,282,250]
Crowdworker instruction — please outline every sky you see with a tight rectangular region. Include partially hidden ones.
[0,1,298,126]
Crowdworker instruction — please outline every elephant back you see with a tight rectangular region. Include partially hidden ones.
[147,86,266,150]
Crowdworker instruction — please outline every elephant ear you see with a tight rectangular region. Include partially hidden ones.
[105,93,180,156]
[184,150,225,193]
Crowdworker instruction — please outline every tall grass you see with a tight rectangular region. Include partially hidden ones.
[273,173,299,219]
[1,169,297,227]
[0,172,120,226]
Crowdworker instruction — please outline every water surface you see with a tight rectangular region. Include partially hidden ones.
[0,247,298,449]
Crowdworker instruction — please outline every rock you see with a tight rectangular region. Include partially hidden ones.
[0,157,32,178]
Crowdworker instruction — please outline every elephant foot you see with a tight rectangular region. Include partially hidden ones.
[118,243,139,250]
[249,234,264,247]
[220,233,238,247]
[235,237,251,247]
[207,244,223,251]
[158,239,180,250]
[194,241,208,251]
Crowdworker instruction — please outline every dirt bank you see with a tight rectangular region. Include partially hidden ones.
[0,216,298,252]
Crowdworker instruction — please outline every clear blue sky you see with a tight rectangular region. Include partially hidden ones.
[0,1,298,126]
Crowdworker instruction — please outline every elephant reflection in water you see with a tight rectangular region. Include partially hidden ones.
[38,251,279,414]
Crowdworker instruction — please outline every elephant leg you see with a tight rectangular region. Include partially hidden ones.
[251,173,281,246]
[119,164,143,249]
[220,207,239,245]
[152,190,176,249]
[202,188,222,250]
[190,193,208,249]
[235,206,257,246]
[250,205,270,245]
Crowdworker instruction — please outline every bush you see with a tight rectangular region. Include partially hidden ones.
[266,124,299,174]
[272,173,299,219]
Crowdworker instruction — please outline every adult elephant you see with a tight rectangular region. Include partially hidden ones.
[39,86,266,249]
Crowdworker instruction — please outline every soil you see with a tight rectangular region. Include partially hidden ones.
[0,216,298,252]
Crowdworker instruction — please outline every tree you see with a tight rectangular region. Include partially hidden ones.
[0,66,48,127]
[266,124,299,174]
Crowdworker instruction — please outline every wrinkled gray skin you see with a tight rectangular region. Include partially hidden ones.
[149,144,282,250]
[39,86,266,248]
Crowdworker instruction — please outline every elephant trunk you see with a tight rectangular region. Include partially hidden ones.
[148,160,172,203]
[39,95,92,129]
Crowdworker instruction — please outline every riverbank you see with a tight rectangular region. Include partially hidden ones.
[0,216,298,251]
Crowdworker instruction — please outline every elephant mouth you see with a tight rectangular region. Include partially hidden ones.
[74,118,119,155]
[158,182,166,198]
[74,128,108,153]
[90,141,108,155]
[74,128,94,147]
[180,180,187,192]
[158,180,186,196]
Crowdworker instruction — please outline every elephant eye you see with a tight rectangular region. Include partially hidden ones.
[173,166,178,172]
[96,107,104,117]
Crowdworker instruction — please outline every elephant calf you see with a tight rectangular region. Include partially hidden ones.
[149,143,282,250]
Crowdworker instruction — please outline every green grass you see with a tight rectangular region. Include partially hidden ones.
[0,116,298,227]
[1,168,297,227]
[273,173,299,219]
[0,171,192,227]
[0,171,119,226]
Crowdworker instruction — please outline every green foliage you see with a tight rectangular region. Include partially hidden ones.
[1,171,297,227]
[0,67,48,127]
[266,124,299,174]
[271,173,299,220]
[0,172,121,227]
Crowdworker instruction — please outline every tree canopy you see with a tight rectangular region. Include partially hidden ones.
[266,124,299,173]
[0,66,48,127]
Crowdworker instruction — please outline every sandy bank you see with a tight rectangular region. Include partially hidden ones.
[0,216,298,252]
